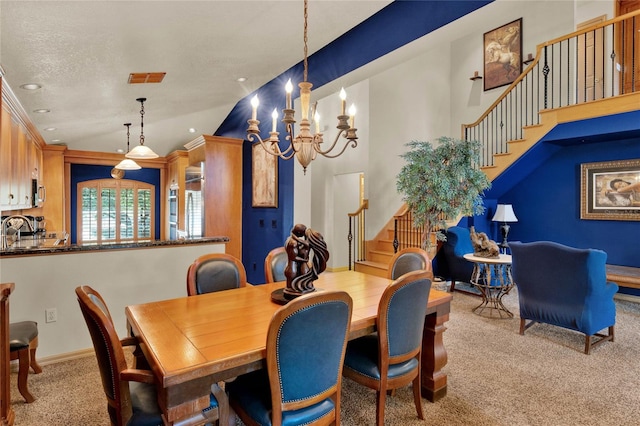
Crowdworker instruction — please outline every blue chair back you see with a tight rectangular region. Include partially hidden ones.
[186,253,247,296]
[439,226,474,284]
[264,246,288,283]
[381,271,432,360]
[387,247,433,280]
[510,241,617,337]
[269,291,352,424]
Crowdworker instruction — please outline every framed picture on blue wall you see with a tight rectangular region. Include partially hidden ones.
[252,143,278,208]
[581,159,640,221]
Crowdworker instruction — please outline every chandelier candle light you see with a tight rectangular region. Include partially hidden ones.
[126,97,159,159]
[247,0,358,174]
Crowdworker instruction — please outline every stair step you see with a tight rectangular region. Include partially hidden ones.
[354,260,389,278]
[368,249,394,264]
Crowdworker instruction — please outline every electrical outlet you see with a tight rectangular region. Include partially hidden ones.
[45,308,57,323]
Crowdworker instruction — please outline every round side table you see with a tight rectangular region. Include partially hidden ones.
[463,253,514,318]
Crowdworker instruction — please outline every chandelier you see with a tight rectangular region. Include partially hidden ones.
[115,123,141,171]
[247,0,358,174]
[126,97,159,159]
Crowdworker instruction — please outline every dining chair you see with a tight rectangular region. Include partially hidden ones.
[227,290,353,426]
[387,246,433,280]
[264,246,287,283]
[342,270,432,426]
[9,320,42,403]
[75,285,228,426]
[186,252,247,296]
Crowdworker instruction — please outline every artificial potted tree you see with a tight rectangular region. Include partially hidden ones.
[396,136,491,250]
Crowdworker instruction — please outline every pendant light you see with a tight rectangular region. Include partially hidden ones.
[126,97,159,159]
[115,123,142,171]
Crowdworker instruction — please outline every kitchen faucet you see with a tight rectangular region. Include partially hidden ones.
[1,215,36,249]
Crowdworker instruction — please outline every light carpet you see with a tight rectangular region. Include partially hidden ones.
[10,288,640,425]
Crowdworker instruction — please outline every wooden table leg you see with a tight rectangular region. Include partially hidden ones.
[421,302,450,402]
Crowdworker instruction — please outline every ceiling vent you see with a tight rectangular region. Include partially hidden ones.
[128,72,166,84]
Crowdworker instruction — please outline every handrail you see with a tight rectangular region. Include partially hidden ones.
[347,199,368,270]
[462,9,640,168]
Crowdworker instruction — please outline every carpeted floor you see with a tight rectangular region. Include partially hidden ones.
[9,288,640,425]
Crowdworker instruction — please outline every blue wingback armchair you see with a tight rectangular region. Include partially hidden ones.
[439,226,474,293]
[510,241,618,354]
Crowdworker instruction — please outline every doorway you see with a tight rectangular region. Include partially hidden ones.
[617,0,640,93]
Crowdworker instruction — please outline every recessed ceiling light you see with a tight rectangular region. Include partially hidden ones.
[20,83,42,90]
[188,128,197,133]
[44,127,56,131]
[116,148,124,153]
[236,77,247,82]
[50,139,61,143]
[33,108,50,113]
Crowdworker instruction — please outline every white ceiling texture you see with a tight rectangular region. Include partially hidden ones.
[0,1,392,156]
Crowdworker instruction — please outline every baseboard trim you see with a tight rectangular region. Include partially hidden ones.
[615,293,640,303]
[10,348,95,372]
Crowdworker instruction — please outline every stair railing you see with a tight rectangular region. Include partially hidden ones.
[392,207,453,253]
[347,199,368,270]
[462,10,640,167]
[392,206,425,253]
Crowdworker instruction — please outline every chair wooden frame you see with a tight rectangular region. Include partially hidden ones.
[231,291,353,426]
[343,270,432,426]
[186,253,247,296]
[1,283,15,426]
[9,323,42,403]
[264,246,287,283]
[76,285,228,426]
[387,247,433,280]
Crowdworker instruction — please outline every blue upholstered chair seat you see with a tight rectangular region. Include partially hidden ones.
[127,383,221,426]
[344,334,419,380]
[227,356,336,426]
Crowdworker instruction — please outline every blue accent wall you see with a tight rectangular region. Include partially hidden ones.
[483,112,640,295]
[70,165,161,244]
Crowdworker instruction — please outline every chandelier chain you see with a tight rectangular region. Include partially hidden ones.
[303,0,308,83]
[125,123,131,151]
[139,99,145,146]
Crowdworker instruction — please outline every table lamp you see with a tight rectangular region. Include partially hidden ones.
[492,204,518,248]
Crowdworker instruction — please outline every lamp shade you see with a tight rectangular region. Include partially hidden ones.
[126,144,159,159]
[492,204,518,222]
[114,158,142,170]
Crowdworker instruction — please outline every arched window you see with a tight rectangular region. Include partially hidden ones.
[78,179,155,244]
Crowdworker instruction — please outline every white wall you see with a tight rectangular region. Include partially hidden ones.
[1,243,224,359]
[295,0,617,255]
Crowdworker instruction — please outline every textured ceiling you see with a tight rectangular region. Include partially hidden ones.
[0,0,391,156]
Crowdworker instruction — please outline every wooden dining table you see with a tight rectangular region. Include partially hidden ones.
[125,271,452,425]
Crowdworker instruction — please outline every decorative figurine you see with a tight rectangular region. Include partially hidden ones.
[469,226,500,258]
[272,224,330,304]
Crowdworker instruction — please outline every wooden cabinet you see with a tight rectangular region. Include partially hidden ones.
[165,150,189,239]
[184,135,243,259]
[0,78,44,211]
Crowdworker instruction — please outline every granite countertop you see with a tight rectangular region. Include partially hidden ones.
[0,236,229,257]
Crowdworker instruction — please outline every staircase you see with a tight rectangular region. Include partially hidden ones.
[351,10,640,278]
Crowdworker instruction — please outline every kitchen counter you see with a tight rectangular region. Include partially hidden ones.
[1,237,228,360]
[0,236,229,257]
